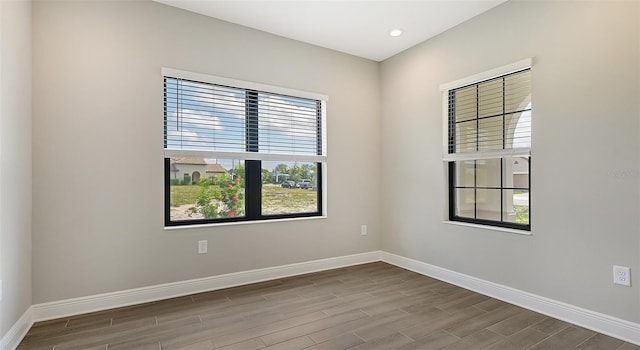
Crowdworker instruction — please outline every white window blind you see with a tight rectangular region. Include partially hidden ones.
[442,63,531,161]
[164,79,246,153]
[163,69,327,163]
[257,92,324,156]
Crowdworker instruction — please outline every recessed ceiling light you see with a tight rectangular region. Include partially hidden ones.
[389,29,403,37]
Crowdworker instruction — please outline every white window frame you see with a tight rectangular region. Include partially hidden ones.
[163,68,329,228]
[440,59,532,233]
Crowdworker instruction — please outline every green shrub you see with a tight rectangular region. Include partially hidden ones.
[514,205,529,224]
[170,179,179,186]
[194,176,245,218]
[196,186,220,219]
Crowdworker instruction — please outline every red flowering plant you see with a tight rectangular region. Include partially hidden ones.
[218,177,244,217]
[195,173,244,219]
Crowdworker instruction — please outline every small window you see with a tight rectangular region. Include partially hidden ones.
[442,61,531,231]
[163,69,327,227]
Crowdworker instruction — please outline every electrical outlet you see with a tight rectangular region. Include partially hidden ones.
[361,225,367,236]
[613,265,631,286]
[198,240,208,254]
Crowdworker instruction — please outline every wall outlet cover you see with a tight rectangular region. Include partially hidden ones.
[198,240,208,254]
[613,265,631,287]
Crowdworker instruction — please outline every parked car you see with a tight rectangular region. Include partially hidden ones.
[281,180,296,188]
[296,179,313,189]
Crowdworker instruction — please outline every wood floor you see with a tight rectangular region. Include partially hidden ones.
[18,262,638,350]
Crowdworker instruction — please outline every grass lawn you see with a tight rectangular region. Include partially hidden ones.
[170,184,317,214]
[262,184,317,214]
[170,185,202,207]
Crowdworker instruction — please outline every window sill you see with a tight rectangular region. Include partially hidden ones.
[165,215,328,231]
[442,220,532,236]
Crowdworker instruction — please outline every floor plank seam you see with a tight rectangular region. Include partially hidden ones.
[524,328,559,349]
[442,329,462,340]
[573,332,598,349]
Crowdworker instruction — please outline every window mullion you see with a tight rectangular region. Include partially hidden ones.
[474,85,479,219]
[500,158,504,222]
[528,157,531,228]
[474,160,477,219]
[245,91,261,218]
[245,160,262,218]
[475,84,479,152]
[501,76,505,222]
[502,77,506,150]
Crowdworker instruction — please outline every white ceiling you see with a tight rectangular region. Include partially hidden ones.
[154,0,507,62]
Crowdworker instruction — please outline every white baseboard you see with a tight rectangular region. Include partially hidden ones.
[31,251,382,323]
[0,251,380,350]
[0,308,32,350]
[3,250,639,349]
[380,251,640,346]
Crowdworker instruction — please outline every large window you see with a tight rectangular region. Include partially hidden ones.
[163,69,327,227]
[442,60,531,231]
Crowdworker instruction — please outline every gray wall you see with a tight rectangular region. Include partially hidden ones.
[380,1,640,322]
[21,0,640,334]
[0,0,33,337]
[32,0,381,303]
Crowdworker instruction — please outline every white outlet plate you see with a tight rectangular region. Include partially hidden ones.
[361,225,367,235]
[198,240,208,254]
[613,265,631,286]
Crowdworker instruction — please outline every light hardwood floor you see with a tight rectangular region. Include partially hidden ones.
[17,262,639,350]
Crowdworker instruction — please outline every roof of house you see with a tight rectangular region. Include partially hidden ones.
[171,157,206,165]
[205,163,227,173]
